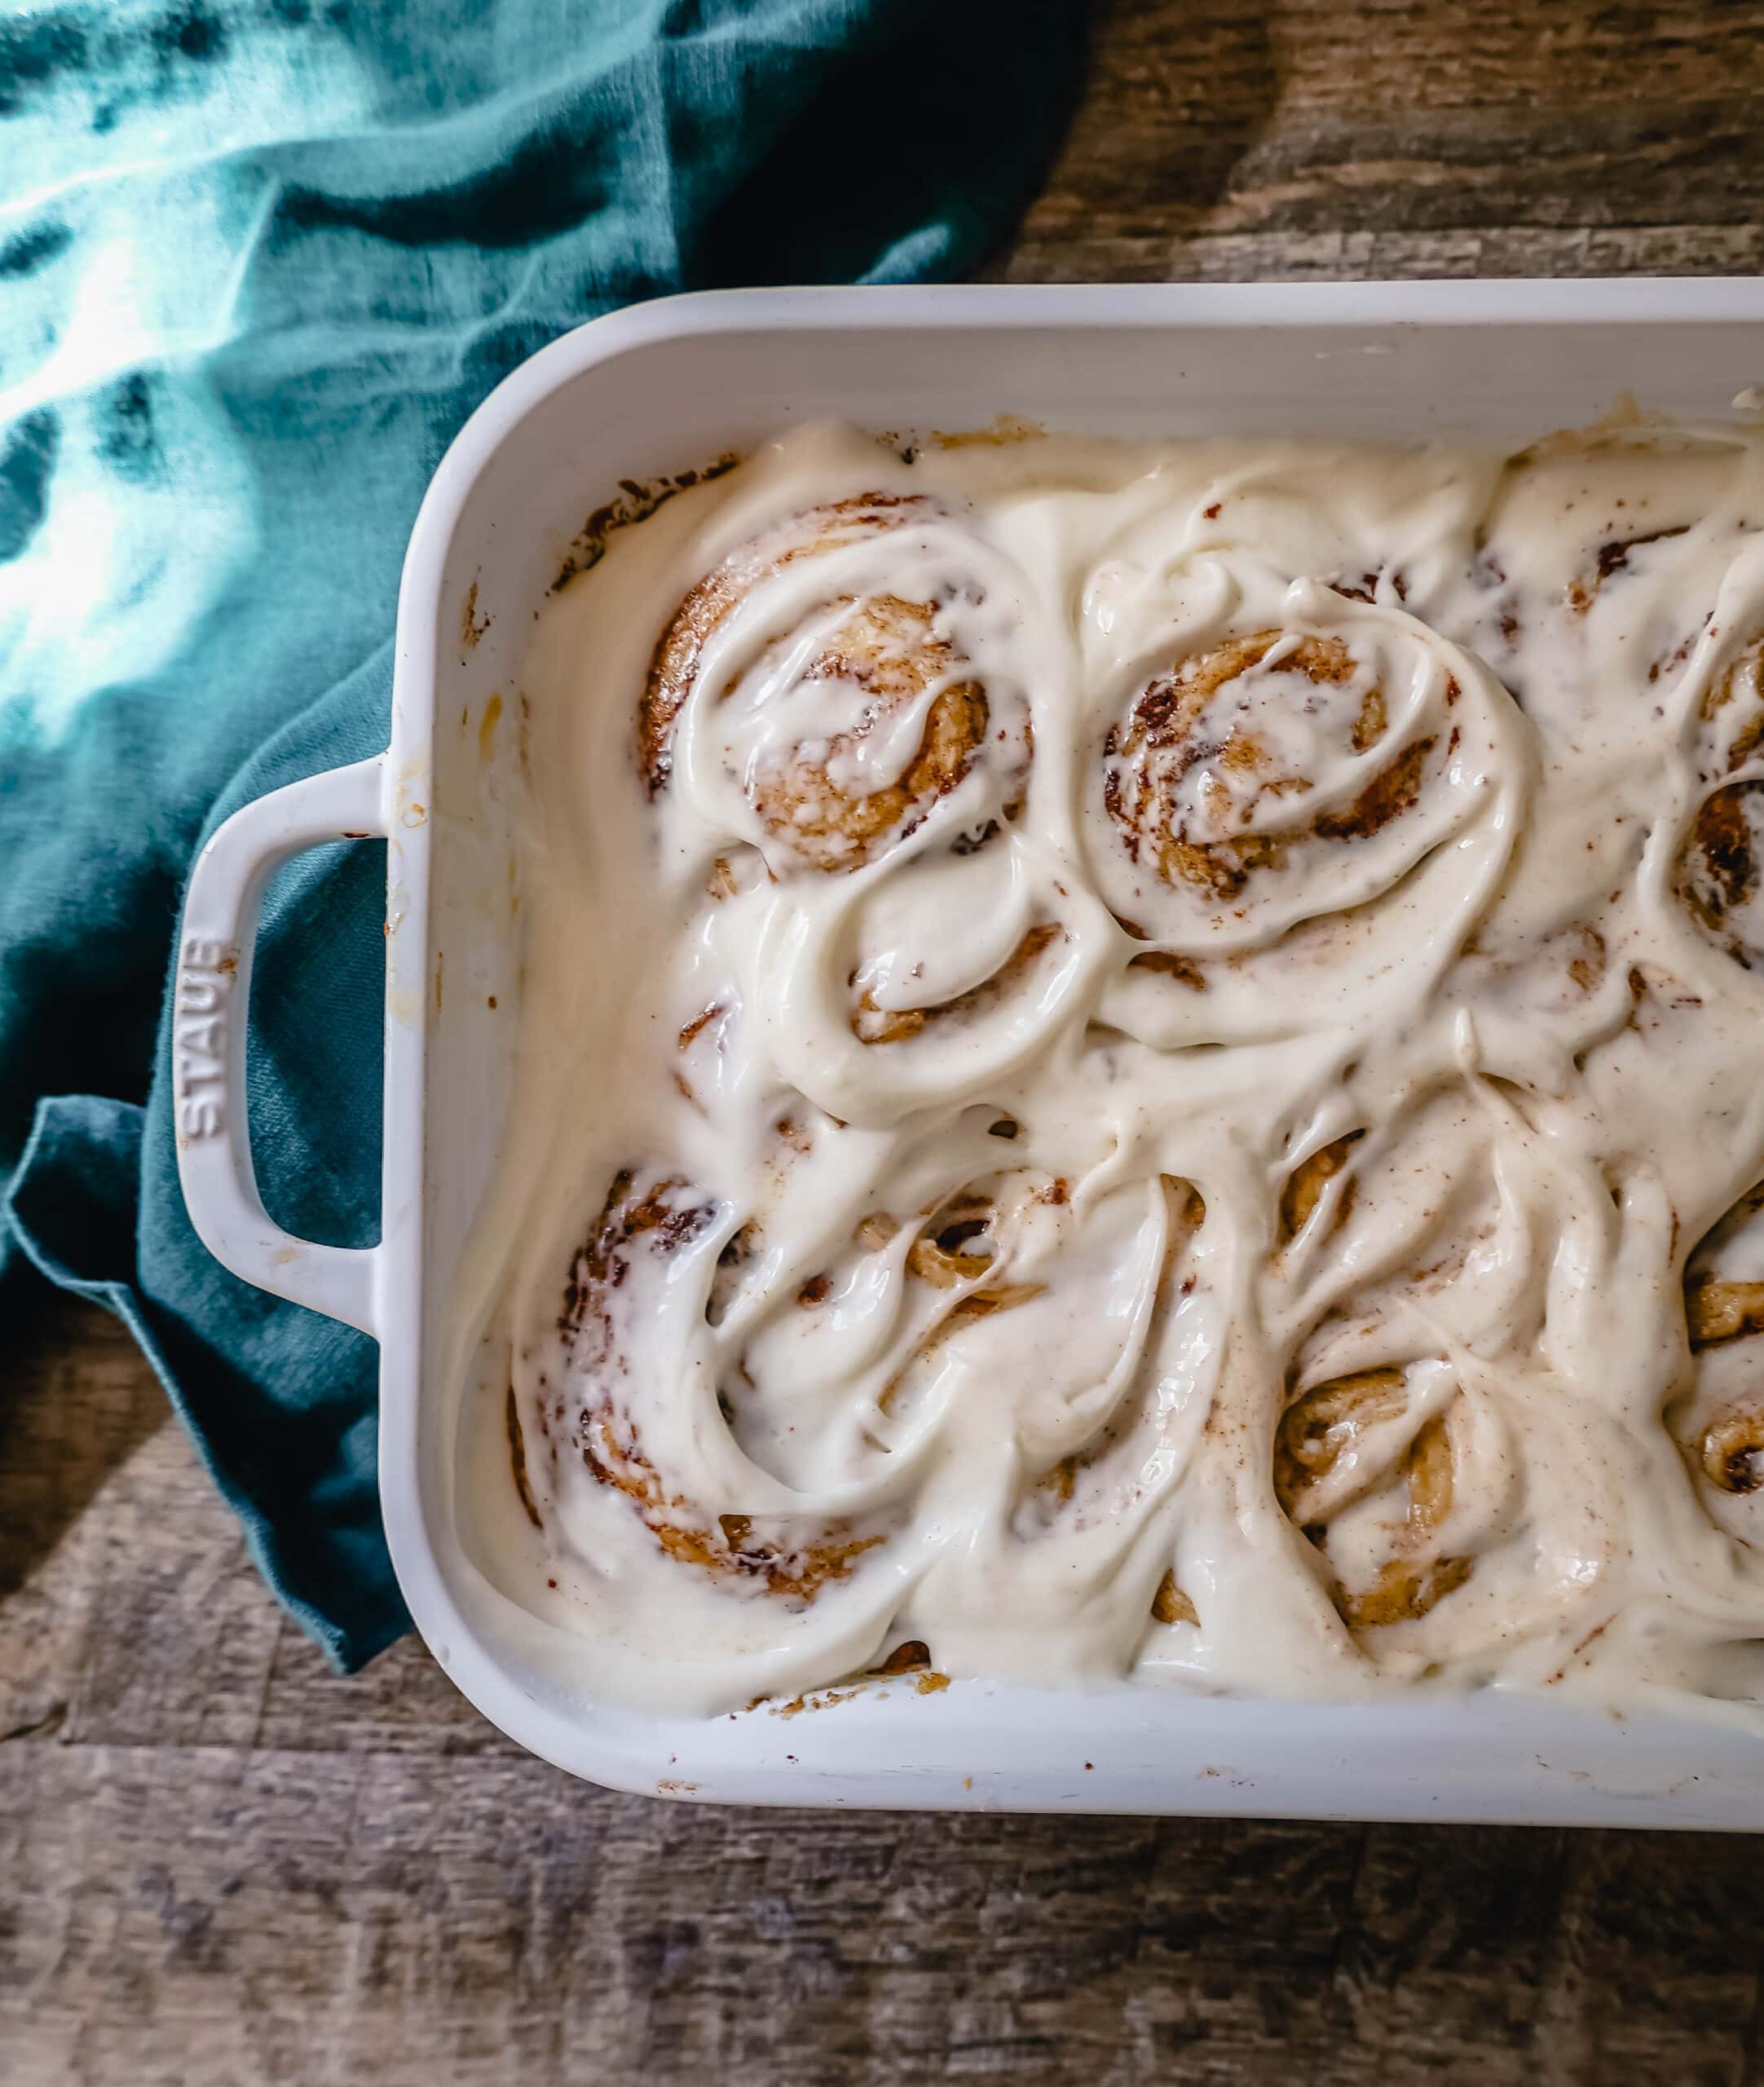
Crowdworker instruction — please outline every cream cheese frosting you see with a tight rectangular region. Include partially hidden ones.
[451,420,1764,1722]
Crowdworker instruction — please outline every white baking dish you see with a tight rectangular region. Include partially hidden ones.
[175,281,1764,1826]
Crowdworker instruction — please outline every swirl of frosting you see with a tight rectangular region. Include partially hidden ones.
[641,493,913,792]
[1275,1368,1484,1630]
[506,1143,1221,1699]
[1238,1086,1638,1680]
[1092,589,1519,962]
[642,493,1032,878]
[641,487,1107,1128]
[514,1167,893,1600]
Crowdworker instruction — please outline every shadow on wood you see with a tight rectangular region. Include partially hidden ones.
[0,1287,166,1610]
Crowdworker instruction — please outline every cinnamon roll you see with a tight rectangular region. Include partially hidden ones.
[640,494,1030,877]
[522,1167,888,1600]
[1095,610,1501,954]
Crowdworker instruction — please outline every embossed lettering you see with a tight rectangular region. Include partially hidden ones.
[178,977,223,1014]
[182,1097,223,1138]
[179,1015,225,1059]
[174,939,237,1138]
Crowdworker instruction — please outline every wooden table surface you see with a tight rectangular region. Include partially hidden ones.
[11,5,1764,2080]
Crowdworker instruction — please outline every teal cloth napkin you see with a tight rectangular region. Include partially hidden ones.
[0,0,1083,1668]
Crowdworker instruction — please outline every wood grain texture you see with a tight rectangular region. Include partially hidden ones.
[989,0,1764,285]
[9,1723,1764,2087]
[11,3,1764,2078]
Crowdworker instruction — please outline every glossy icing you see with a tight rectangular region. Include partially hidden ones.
[454,421,1764,1721]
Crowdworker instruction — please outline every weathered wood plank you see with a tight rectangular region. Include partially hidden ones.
[1,1300,166,1748]
[987,223,1764,285]
[7,1749,1764,2087]
[1003,0,1764,281]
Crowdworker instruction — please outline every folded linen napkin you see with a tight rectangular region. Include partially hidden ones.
[0,0,1083,1666]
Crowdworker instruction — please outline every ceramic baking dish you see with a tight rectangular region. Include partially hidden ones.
[175,280,1764,1826]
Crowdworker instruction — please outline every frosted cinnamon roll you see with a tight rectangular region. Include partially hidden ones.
[1276,1365,1490,1632]
[633,480,1087,1127]
[514,1167,890,1602]
[724,1163,1184,1474]
[1094,607,1504,954]
[1267,1112,1502,1645]
[853,1164,1220,1679]
[507,1149,1224,1692]
[1249,1086,1632,1677]
[1082,590,1527,1054]
[640,494,1032,878]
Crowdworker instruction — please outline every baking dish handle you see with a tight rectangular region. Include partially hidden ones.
[172,754,388,1338]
